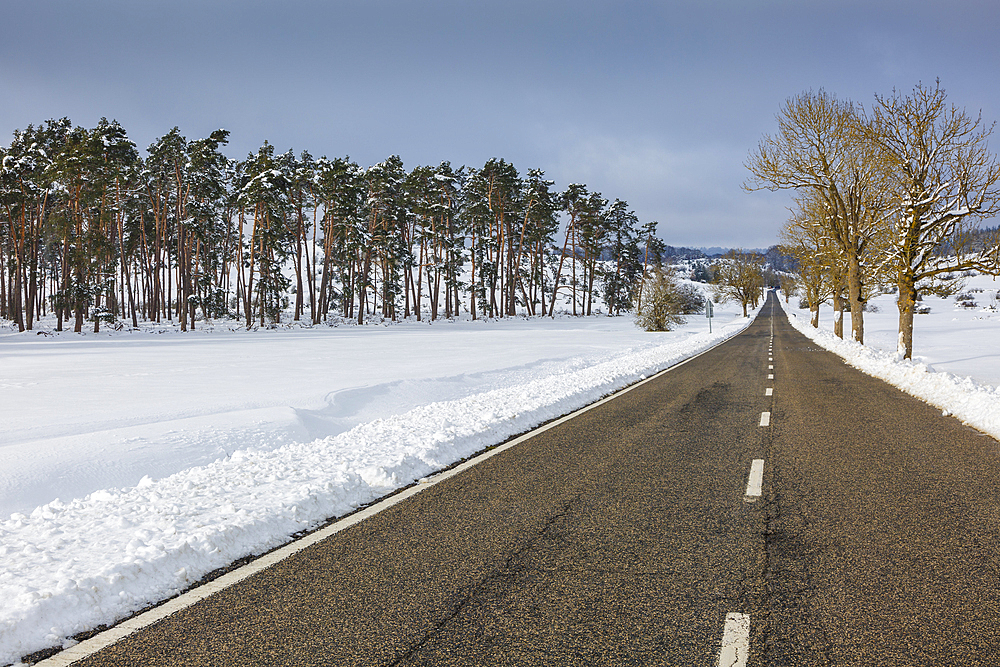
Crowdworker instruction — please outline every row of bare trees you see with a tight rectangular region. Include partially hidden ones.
[0,120,661,333]
[712,250,766,317]
[747,82,1000,358]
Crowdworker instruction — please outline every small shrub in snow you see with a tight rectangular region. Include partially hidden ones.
[916,305,932,314]
[634,267,689,331]
[955,292,978,308]
[676,283,706,314]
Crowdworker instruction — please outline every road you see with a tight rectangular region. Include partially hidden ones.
[51,292,1000,666]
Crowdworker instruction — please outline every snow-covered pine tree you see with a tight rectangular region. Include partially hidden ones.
[601,199,643,316]
[363,156,406,322]
[313,156,365,323]
[518,169,559,316]
[0,119,70,331]
[183,129,232,326]
[462,159,523,318]
[237,141,293,327]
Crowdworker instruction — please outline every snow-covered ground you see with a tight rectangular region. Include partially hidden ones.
[0,299,750,665]
[4,268,997,666]
[783,271,1000,441]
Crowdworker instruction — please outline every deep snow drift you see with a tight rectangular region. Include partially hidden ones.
[0,304,751,665]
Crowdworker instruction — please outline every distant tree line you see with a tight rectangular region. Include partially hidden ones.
[747,81,1000,359]
[0,118,670,332]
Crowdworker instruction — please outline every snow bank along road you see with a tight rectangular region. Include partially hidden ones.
[34,293,1000,665]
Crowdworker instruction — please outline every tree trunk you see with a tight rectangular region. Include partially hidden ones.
[846,252,864,344]
[832,292,844,339]
[293,207,304,321]
[896,276,917,360]
[26,237,37,331]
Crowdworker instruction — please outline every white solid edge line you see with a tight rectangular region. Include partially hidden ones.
[765,388,773,396]
[37,320,757,667]
[745,459,764,497]
[759,411,771,427]
[718,612,750,667]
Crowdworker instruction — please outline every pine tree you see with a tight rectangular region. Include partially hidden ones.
[519,169,559,316]
[183,129,231,324]
[314,156,365,323]
[237,142,293,326]
[463,159,523,318]
[601,199,643,316]
[363,156,406,322]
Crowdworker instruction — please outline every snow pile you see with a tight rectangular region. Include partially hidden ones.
[0,309,755,664]
[786,309,1000,442]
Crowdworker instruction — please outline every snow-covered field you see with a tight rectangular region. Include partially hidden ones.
[784,271,1000,441]
[0,301,751,665]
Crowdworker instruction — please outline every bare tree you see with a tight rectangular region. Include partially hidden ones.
[777,273,796,304]
[713,250,764,317]
[746,90,887,343]
[868,81,1000,358]
[780,200,835,328]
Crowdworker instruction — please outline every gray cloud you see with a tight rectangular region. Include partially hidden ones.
[2,0,998,246]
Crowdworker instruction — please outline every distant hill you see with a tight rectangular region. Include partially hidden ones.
[697,246,767,256]
[660,245,711,260]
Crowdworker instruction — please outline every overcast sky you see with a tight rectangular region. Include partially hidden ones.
[2,0,999,248]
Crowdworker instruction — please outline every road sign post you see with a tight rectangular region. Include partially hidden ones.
[706,298,714,333]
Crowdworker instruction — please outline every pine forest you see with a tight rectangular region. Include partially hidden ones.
[0,118,666,333]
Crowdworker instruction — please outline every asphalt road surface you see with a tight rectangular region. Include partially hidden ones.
[58,292,1000,666]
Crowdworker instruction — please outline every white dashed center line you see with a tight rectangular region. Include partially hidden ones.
[745,459,764,497]
[765,388,772,396]
[759,412,770,427]
[717,612,750,667]
[767,374,774,380]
